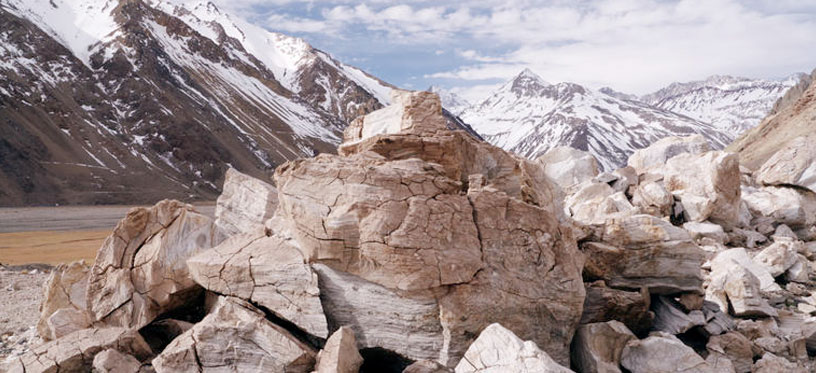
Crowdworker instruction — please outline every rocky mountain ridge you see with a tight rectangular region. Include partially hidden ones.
[0,0,392,206]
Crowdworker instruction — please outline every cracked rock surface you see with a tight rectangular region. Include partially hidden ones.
[187,233,328,338]
[36,261,90,341]
[5,327,152,373]
[214,168,279,241]
[152,296,315,373]
[87,200,215,330]
[453,323,572,373]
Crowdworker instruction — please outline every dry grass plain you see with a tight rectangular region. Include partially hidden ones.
[0,203,214,265]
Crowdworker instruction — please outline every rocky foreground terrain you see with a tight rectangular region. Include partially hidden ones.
[3,88,816,373]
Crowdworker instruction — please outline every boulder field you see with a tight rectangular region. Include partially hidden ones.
[5,90,816,372]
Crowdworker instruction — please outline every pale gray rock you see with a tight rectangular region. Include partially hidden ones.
[620,332,715,373]
[92,349,143,373]
[756,136,816,193]
[6,327,152,373]
[187,233,328,338]
[706,257,777,317]
[152,297,316,372]
[571,321,636,373]
[772,224,798,240]
[87,200,215,329]
[214,168,278,240]
[454,323,572,373]
[753,238,800,277]
[37,261,90,340]
[627,135,711,175]
[664,151,741,228]
[751,352,806,373]
[632,180,674,217]
[567,182,635,225]
[742,186,816,229]
[314,326,363,373]
[684,222,727,244]
[708,248,780,292]
[582,214,704,294]
[785,254,810,283]
[536,146,600,193]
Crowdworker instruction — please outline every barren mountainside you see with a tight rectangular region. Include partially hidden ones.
[0,0,392,206]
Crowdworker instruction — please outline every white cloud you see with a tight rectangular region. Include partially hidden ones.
[211,0,816,96]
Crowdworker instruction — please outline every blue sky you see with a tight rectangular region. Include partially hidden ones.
[215,0,816,102]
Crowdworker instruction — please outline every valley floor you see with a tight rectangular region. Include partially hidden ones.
[0,203,215,265]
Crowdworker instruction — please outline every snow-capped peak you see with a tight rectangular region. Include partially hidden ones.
[2,0,120,66]
[504,68,551,96]
[428,85,471,115]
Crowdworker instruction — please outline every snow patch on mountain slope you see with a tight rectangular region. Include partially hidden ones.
[2,0,120,66]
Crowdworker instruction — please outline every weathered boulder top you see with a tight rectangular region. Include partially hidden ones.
[341,89,449,145]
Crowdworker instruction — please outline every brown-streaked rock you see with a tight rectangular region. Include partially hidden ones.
[632,180,674,217]
[706,332,755,373]
[152,297,316,372]
[582,214,704,294]
[86,200,215,330]
[454,323,572,373]
[652,296,706,335]
[753,238,800,277]
[314,326,363,373]
[214,168,278,240]
[571,321,636,373]
[751,352,807,373]
[580,282,654,335]
[187,233,328,338]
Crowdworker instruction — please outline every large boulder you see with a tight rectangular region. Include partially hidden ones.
[187,233,329,338]
[706,332,756,373]
[214,168,279,240]
[752,238,800,277]
[755,136,816,193]
[741,186,816,229]
[566,182,635,225]
[6,327,152,373]
[706,252,777,318]
[92,349,144,373]
[582,214,704,294]
[571,321,636,373]
[627,135,710,175]
[535,146,600,193]
[708,248,780,292]
[663,151,741,228]
[273,90,585,367]
[37,261,91,340]
[454,323,572,373]
[152,297,316,372]
[620,332,714,373]
[86,200,215,329]
[632,180,674,217]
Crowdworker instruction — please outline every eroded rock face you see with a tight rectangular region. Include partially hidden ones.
[152,297,316,372]
[187,233,328,338]
[706,332,755,373]
[756,136,816,193]
[632,181,674,217]
[571,321,636,373]
[627,135,711,175]
[6,328,152,373]
[37,261,91,340]
[620,332,714,373]
[87,200,215,330]
[582,214,704,294]
[580,282,654,335]
[664,151,741,228]
[273,90,584,367]
[314,326,363,373]
[214,168,279,240]
[453,323,572,373]
[536,146,600,193]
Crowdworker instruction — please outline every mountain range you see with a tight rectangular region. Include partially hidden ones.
[0,0,804,205]
[455,69,801,170]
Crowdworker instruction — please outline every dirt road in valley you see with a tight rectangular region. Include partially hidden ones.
[0,203,215,265]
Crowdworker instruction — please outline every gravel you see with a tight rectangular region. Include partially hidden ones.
[0,264,50,364]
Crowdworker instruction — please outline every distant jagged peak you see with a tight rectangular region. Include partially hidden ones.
[505,68,552,96]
